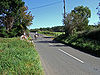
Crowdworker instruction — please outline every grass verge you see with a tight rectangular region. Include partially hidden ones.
[0,38,44,75]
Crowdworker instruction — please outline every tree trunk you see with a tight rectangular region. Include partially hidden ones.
[5,16,14,32]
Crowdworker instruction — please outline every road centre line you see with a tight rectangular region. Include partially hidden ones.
[58,49,84,64]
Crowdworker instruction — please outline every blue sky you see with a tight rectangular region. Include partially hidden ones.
[23,0,99,29]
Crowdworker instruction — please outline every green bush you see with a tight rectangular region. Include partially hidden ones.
[85,28,100,41]
[0,38,44,75]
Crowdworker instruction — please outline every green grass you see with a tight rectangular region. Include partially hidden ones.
[38,31,64,37]
[0,38,44,75]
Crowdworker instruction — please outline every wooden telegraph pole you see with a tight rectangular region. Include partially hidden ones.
[63,0,66,34]
[63,0,66,19]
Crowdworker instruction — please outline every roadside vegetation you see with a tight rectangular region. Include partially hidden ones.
[38,31,64,37]
[0,38,44,75]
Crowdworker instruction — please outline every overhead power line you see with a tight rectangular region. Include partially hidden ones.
[29,1,62,10]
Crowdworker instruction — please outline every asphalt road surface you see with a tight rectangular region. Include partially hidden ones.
[30,32,100,75]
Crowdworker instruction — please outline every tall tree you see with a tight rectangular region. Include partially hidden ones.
[14,6,33,36]
[0,0,33,37]
[64,6,91,35]
[72,6,91,31]
[20,6,33,30]
[0,0,25,37]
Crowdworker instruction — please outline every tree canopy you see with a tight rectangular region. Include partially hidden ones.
[0,0,33,37]
[64,6,91,35]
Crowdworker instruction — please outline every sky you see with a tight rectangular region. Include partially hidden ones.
[23,0,99,29]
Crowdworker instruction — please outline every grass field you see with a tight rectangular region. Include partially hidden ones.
[38,31,65,37]
[0,38,44,75]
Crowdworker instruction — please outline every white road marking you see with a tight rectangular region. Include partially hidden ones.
[58,49,84,64]
[49,43,53,46]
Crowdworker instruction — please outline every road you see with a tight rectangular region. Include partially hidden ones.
[30,32,100,75]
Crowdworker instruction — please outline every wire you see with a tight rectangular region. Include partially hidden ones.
[29,1,62,10]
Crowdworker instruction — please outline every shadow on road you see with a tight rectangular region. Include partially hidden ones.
[36,40,59,43]
[36,40,67,47]
[49,45,67,47]
[36,40,52,43]
[43,36,54,38]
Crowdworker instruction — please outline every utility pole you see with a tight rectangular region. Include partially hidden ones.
[63,0,66,34]
[63,0,66,19]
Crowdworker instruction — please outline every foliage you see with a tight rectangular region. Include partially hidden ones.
[0,0,33,38]
[88,25,98,30]
[0,0,25,31]
[38,31,64,37]
[0,38,44,75]
[64,13,76,35]
[19,6,33,31]
[12,6,33,37]
[85,28,100,41]
[51,26,65,32]
[30,26,65,32]
[64,6,91,35]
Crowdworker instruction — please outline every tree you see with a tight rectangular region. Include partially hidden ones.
[64,13,75,35]
[72,6,91,31]
[0,0,33,37]
[0,0,25,31]
[64,6,91,35]
[13,6,33,36]
[0,0,25,37]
